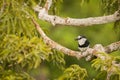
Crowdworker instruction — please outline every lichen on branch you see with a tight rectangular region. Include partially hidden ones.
[32,18,120,60]
[34,0,120,26]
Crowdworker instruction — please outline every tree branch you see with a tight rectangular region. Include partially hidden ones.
[31,18,120,59]
[44,0,52,12]
[34,0,120,26]
[32,18,83,58]
[105,41,120,53]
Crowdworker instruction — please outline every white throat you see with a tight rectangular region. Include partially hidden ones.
[78,38,87,45]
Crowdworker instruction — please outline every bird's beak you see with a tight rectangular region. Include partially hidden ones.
[74,38,78,41]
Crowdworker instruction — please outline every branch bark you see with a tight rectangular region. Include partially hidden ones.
[32,0,120,59]
[105,41,120,53]
[31,18,120,59]
[32,18,83,59]
[44,0,52,12]
[33,0,120,26]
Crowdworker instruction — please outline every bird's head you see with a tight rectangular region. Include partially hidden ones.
[75,35,88,46]
[75,35,86,41]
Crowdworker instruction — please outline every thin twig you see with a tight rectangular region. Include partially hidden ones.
[44,0,52,12]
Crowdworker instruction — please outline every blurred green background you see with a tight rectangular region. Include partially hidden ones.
[33,0,119,80]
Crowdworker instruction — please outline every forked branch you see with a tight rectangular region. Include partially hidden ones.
[34,0,120,26]
[32,0,120,59]
[32,18,120,59]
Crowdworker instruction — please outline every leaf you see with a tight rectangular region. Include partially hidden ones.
[0,70,34,80]
[95,70,107,80]
[110,74,119,80]
[48,49,65,70]
[0,35,51,71]
[101,0,119,14]
[58,64,87,80]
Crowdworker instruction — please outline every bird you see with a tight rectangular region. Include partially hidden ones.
[75,35,90,52]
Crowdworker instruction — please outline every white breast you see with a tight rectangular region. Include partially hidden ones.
[78,38,86,45]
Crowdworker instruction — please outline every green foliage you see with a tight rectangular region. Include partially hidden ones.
[0,0,39,37]
[67,0,120,39]
[0,0,120,79]
[94,70,107,80]
[0,70,34,80]
[95,72,120,80]
[48,49,65,70]
[0,35,51,70]
[110,74,120,80]
[50,0,63,14]
[58,64,87,80]
[101,0,120,36]
[0,35,51,79]
[92,52,120,80]
[101,0,119,14]
[83,0,119,14]
[0,0,65,79]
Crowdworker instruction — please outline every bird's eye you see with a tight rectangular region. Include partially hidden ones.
[79,37,82,39]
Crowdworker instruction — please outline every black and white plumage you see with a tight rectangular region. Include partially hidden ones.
[75,35,90,52]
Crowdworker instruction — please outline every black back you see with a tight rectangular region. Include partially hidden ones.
[78,39,90,48]
[79,36,86,40]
